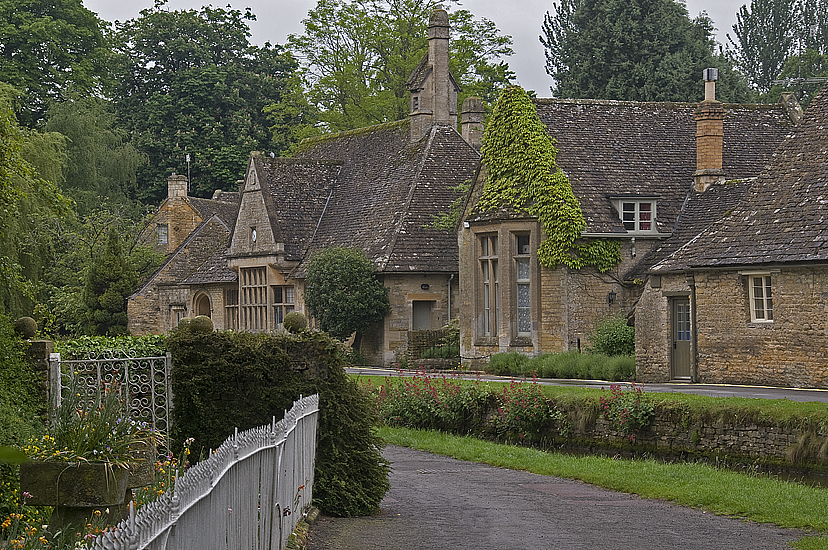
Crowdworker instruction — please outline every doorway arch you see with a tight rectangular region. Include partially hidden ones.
[194,293,212,318]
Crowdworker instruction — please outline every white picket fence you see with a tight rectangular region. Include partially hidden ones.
[87,394,320,550]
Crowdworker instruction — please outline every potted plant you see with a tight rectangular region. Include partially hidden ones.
[19,378,157,529]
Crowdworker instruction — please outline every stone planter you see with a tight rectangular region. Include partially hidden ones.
[19,462,132,531]
[20,462,130,507]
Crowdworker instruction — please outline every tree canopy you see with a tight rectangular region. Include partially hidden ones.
[82,228,138,336]
[728,0,828,103]
[110,1,307,202]
[0,0,107,126]
[304,247,390,347]
[289,0,514,132]
[541,0,750,102]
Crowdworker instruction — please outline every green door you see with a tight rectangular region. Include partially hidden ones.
[671,299,691,379]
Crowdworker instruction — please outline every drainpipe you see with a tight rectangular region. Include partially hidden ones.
[447,273,454,322]
[686,271,698,383]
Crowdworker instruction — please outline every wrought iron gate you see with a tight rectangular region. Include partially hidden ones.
[48,351,173,434]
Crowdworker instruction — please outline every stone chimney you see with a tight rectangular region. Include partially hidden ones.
[408,6,459,141]
[461,96,484,150]
[167,173,188,199]
[693,68,726,192]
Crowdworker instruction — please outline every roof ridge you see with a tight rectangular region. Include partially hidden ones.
[294,119,410,152]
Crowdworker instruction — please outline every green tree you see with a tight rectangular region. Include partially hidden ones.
[44,97,146,215]
[728,0,828,101]
[289,0,514,132]
[304,247,390,349]
[0,0,108,126]
[0,84,70,317]
[541,0,751,102]
[82,228,139,335]
[477,85,619,272]
[110,1,307,202]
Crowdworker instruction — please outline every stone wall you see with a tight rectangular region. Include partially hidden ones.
[561,411,809,470]
[637,266,828,388]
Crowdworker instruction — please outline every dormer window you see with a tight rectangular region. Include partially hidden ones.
[611,198,657,233]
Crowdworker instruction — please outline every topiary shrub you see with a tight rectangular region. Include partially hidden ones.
[13,317,37,339]
[166,329,389,517]
[188,315,214,333]
[283,311,307,333]
[177,317,192,330]
[586,315,635,356]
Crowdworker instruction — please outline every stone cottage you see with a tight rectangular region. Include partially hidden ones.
[637,83,828,388]
[128,7,481,366]
[458,72,801,369]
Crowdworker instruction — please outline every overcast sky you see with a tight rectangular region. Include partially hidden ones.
[84,0,745,95]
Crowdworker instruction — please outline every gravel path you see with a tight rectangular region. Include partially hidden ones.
[305,445,810,550]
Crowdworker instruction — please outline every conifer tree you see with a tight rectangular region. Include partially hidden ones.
[82,229,138,335]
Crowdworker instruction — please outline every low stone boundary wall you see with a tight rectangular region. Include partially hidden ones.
[557,410,818,472]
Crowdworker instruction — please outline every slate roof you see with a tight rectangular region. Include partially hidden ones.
[533,98,794,235]
[289,119,479,274]
[653,84,828,272]
[189,194,240,226]
[251,157,342,262]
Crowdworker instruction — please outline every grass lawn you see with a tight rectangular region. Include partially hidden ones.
[379,426,828,549]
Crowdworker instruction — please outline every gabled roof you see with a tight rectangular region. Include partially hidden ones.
[289,119,479,274]
[653,84,828,271]
[249,157,343,262]
[534,98,794,235]
[189,194,240,226]
[132,214,234,296]
[406,52,461,93]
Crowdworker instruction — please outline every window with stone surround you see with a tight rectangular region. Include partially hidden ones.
[241,267,267,331]
[515,233,531,337]
[479,235,498,337]
[272,285,295,329]
[157,224,168,245]
[224,288,239,330]
[749,274,773,323]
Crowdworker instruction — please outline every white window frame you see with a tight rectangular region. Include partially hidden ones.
[748,273,774,323]
[612,199,657,233]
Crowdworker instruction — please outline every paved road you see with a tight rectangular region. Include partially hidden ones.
[306,445,808,550]
[347,367,828,403]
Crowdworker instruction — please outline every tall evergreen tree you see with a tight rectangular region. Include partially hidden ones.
[82,228,138,335]
[540,0,750,102]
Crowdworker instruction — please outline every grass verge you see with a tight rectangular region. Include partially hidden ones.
[379,426,828,550]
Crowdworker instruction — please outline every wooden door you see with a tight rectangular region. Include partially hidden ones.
[671,299,691,379]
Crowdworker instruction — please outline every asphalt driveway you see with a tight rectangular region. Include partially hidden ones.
[305,445,810,550]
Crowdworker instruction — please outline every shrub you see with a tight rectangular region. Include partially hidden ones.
[283,311,307,333]
[374,373,491,433]
[599,384,654,441]
[166,328,389,517]
[54,334,166,359]
[188,315,214,333]
[13,317,37,339]
[492,380,557,443]
[488,352,529,376]
[587,315,635,356]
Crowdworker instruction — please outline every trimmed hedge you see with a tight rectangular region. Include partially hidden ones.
[166,328,389,517]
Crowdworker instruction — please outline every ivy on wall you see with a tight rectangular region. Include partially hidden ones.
[477,86,619,272]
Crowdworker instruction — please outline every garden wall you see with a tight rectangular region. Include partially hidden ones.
[558,409,816,472]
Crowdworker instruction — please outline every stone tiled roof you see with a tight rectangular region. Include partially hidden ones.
[653,84,828,271]
[634,178,753,276]
[290,120,479,274]
[132,215,233,295]
[182,236,237,285]
[534,98,794,235]
[253,157,343,262]
[189,195,240,226]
